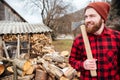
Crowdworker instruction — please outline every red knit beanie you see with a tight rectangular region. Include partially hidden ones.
[85,2,110,22]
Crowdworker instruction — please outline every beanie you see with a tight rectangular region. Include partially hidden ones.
[85,2,110,22]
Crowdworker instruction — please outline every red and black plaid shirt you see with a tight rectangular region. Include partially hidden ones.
[69,27,120,80]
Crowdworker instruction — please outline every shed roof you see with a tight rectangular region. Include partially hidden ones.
[0,21,52,34]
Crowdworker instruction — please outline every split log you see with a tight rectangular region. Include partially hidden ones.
[0,75,14,80]
[62,67,76,79]
[35,69,48,80]
[43,52,65,63]
[7,66,14,73]
[60,76,69,80]
[18,74,34,80]
[0,64,5,75]
[7,66,25,77]
[48,64,63,79]
[0,57,13,63]
[17,68,26,77]
[37,57,64,79]
[57,63,67,68]
[13,59,31,71]
[25,65,35,75]
[7,64,35,77]
[60,51,69,57]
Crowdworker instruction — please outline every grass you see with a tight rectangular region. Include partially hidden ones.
[52,39,73,53]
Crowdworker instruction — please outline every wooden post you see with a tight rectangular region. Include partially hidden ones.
[80,25,97,77]
[28,34,30,58]
[17,34,20,58]
[0,36,3,57]
[13,62,18,80]
[2,41,10,59]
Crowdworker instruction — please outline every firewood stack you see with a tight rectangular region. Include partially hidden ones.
[0,34,80,80]
[3,34,55,57]
[32,51,80,80]
[3,34,17,41]
[30,34,55,56]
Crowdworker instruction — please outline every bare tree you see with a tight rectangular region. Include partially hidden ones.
[25,0,71,29]
[24,0,72,39]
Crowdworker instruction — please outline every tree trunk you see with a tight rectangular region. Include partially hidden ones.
[108,0,120,31]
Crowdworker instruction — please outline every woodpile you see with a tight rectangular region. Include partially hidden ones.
[30,34,54,56]
[0,34,80,80]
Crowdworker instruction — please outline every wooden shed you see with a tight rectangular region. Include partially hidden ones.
[0,0,27,22]
[0,21,52,58]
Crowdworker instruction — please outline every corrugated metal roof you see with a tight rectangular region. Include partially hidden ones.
[0,21,52,34]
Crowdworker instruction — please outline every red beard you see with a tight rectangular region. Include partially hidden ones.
[85,19,102,34]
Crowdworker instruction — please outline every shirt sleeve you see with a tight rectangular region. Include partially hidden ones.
[69,38,85,72]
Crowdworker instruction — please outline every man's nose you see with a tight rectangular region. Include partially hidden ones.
[85,17,91,23]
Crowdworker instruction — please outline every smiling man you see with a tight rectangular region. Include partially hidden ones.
[69,2,120,80]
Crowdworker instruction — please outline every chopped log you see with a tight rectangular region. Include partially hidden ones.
[48,64,63,79]
[42,46,55,53]
[57,63,67,68]
[42,54,52,62]
[51,52,65,63]
[0,75,14,80]
[25,65,35,75]
[37,64,45,71]
[20,53,30,60]
[43,52,65,63]
[0,64,5,75]
[17,68,26,77]
[18,74,34,80]
[13,59,31,71]
[60,51,69,57]
[76,72,81,78]
[60,76,69,80]
[0,56,13,62]
[7,65,35,77]
[37,57,63,79]
[7,66,14,73]
[62,67,76,79]
[35,69,48,80]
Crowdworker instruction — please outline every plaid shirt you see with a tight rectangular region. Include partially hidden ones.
[69,27,120,80]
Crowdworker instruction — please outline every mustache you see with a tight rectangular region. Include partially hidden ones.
[85,22,94,27]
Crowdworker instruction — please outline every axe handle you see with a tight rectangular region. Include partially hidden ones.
[80,25,97,77]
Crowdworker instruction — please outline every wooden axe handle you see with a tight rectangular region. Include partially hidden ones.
[80,25,97,77]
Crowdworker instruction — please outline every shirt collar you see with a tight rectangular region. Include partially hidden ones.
[88,26,111,36]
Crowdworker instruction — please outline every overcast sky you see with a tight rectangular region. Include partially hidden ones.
[5,0,107,23]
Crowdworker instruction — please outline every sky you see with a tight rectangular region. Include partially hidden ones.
[5,0,107,24]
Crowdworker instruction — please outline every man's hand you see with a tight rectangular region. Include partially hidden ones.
[83,59,97,70]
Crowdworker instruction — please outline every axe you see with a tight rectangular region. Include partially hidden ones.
[80,25,97,77]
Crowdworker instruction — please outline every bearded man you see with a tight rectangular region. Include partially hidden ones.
[69,2,120,80]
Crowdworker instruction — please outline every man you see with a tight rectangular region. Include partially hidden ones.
[69,2,120,80]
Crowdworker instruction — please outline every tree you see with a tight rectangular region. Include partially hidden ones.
[108,0,120,31]
[25,0,72,32]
